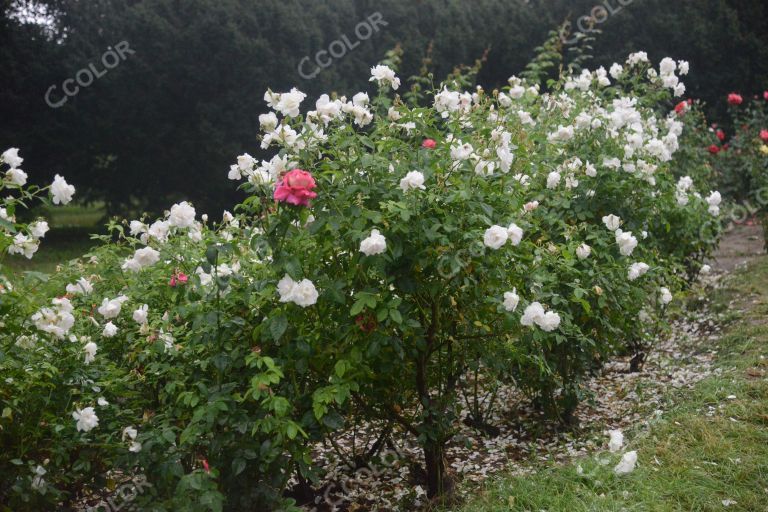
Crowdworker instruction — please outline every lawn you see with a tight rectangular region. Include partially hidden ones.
[452,257,768,512]
[2,203,104,274]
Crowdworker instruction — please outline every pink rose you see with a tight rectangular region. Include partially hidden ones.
[421,138,436,149]
[170,272,188,287]
[760,129,768,142]
[274,169,318,207]
[727,93,743,106]
[523,200,539,212]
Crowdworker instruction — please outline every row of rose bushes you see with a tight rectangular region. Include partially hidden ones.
[696,91,768,245]
[1,52,721,511]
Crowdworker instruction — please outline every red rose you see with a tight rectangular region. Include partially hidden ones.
[708,144,720,154]
[716,129,726,141]
[764,91,768,101]
[674,101,687,115]
[760,129,768,142]
[727,93,743,106]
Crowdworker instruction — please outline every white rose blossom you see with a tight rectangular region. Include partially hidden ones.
[506,223,524,246]
[102,322,118,338]
[50,175,75,205]
[133,304,149,324]
[399,171,426,193]
[369,65,400,90]
[360,229,387,256]
[576,243,591,259]
[520,302,561,332]
[602,214,621,231]
[72,406,99,432]
[503,289,520,312]
[277,274,319,307]
[483,225,508,250]
[1,147,23,168]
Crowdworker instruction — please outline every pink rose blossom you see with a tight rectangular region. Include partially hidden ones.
[169,272,188,287]
[421,138,436,149]
[274,169,318,207]
[523,200,540,212]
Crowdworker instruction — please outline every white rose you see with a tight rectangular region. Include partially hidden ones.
[66,277,93,295]
[275,88,307,118]
[576,243,591,259]
[627,262,650,281]
[503,289,520,312]
[259,112,278,132]
[72,406,99,432]
[103,322,118,338]
[602,214,621,231]
[290,279,319,307]
[616,231,638,256]
[506,223,524,246]
[360,229,387,256]
[168,201,196,229]
[29,221,49,239]
[538,311,561,332]
[98,295,128,319]
[5,167,28,186]
[51,174,75,205]
[483,225,508,250]
[399,171,426,192]
[369,65,400,90]
[83,342,98,364]
[134,247,160,268]
[133,304,149,324]
[2,147,23,168]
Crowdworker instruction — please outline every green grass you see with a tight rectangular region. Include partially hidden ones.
[3,203,104,274]
[452,258,768,512]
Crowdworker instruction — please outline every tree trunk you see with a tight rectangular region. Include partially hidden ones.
[423,441,449,498]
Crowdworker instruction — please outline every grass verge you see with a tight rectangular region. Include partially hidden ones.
[4,203,104,274]
[451,257,768,512]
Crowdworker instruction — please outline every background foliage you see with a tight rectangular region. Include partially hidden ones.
[1,0,767,214]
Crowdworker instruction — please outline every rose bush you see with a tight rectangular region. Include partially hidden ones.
[1,51,723,510]
[704,91,768,248]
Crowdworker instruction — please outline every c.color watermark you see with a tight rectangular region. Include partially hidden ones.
[298,12,387,80]
[699,186,768,245]
[310,445,405,511]
[560,0,636,45]
[85,474,152,512]
[45,41,135,108]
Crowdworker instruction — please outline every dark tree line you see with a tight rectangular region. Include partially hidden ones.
[1,0,766,215]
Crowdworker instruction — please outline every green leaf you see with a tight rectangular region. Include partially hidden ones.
[270,315,288,341]
[232,458,246,476]
[206,246,219,265]
[349,299,366,316]
[272,397,290,416]
[334,359,349,378]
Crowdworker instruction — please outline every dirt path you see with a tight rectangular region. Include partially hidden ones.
[711,223,765,271]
